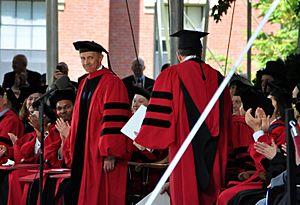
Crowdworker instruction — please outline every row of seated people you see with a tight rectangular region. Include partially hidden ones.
[221,70,300,205]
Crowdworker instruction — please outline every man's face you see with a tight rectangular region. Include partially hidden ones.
[80,51,103,73]
[232,95,242,115]
[131,61,144,78]
[56,100,74,122]
[12,56,26,74]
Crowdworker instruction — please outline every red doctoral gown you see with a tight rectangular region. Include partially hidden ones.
[0,109,24,164]
[135,59,232,205]
[63,68,131,205]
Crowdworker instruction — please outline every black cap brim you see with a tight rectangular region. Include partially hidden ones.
[73,40,108,54]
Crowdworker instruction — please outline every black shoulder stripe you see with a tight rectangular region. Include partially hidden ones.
[104,102,130,110]
[142,118,171,128]
[147,104,172,114]
[0,136,13,146]
[102,115,129,123]
[101,127,122,136]
[151,91,173,100]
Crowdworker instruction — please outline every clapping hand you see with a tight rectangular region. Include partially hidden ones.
[254,139,278,160]
[55,118,70,144]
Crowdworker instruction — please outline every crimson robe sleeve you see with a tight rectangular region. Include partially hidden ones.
[44,126,62,168]
[13,132,38,164]
[62,132,72,168]
[135,69,178,149]
[99,77,132,159]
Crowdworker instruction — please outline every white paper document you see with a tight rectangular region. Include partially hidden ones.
[121,105,147,140]
[136,192,170,205]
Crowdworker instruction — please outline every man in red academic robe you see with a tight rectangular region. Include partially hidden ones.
[62,41,131,205]
[135,30,232,205]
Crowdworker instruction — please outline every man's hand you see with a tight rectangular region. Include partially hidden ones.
[28,112,40,132]
[55,118,70,144]
[245,108,262,132]
[0,145,8,157]
[160,182,170,195]
[103,156,116,173]
[256,108,270,132]
[254,139,278,160]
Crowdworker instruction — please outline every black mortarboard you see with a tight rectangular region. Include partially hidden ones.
[49,89,76,109]
[73,41,108,54]
[170,29,209,50]
[235,87,274,117]
[131,86,151,100]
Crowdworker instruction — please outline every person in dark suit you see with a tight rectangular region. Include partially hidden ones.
[122,57,155,103]
[2,54,42,98]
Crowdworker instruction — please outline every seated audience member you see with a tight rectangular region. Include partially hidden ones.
[217,84,291,205]
[127,86,168,204]
[229,74,253,116]
[122,57,155,103]
[18,86,46,134]
[2,54,41,98]
[49,88,76,166]
[0,86,24,165]
[13,108,58,166]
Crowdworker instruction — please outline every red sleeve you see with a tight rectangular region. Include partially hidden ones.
[44,126,62,168]
[14,132,38,164]
[62,133,72,168]
[135,69,178,149]
[99,77,132,159]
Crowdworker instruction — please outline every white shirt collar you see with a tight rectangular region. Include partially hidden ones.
[182,55,197,62]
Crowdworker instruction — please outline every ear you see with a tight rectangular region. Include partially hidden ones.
[98,53,104,65]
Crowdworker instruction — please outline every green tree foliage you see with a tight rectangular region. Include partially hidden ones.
[253,0,300,68]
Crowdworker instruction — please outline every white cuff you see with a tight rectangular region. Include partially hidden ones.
[253,130,264,142]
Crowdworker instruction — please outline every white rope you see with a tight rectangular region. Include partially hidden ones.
[145,0,281,204]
